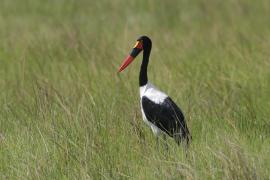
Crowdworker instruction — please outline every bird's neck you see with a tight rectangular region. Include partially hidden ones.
[139,47,151,87]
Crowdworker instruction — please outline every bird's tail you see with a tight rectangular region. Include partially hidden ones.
[173,130,191,149]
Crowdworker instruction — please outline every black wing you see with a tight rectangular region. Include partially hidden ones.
[142,96,190,143]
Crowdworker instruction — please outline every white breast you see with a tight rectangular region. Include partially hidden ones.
[139,83,168,104]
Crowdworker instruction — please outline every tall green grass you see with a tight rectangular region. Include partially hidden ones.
[0,0,270,179]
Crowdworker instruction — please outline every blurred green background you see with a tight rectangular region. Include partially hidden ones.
[0,0,270,179]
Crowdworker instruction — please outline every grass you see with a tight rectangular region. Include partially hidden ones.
[0,0,270,179]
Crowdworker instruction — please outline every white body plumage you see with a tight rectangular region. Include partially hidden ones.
[139,82,168,136]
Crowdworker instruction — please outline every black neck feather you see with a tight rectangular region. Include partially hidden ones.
[139,46,151,87]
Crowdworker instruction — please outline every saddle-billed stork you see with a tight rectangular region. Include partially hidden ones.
[118,36,191,147]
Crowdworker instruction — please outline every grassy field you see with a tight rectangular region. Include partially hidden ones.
[0,0,270,179]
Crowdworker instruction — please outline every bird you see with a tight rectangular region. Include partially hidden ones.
[118,36,191,147]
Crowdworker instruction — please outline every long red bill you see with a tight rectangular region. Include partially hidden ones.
[118,55,134,72]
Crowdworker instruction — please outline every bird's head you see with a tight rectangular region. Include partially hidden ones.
[118,36,152,72]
